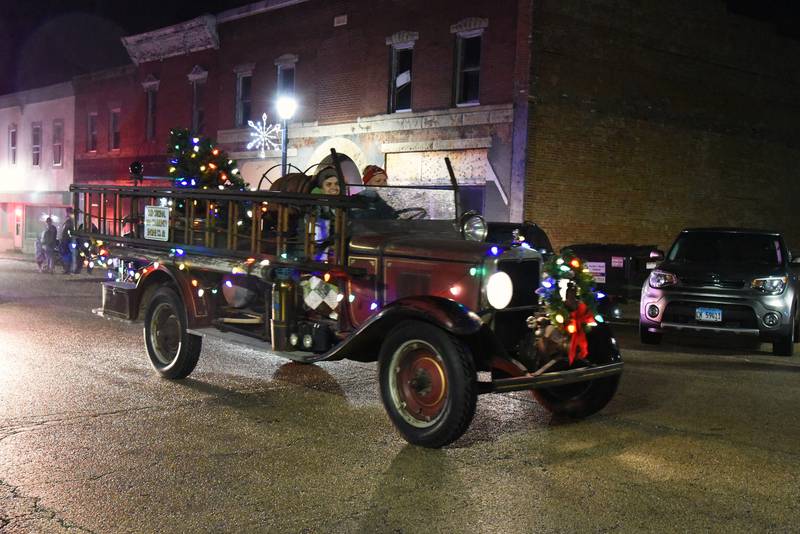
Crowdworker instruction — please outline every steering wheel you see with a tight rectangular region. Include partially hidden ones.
[395,207,428,220]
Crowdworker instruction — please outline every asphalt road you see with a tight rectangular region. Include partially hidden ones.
[0,257,799,533]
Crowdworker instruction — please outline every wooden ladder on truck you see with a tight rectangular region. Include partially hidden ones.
[69,164,368,355]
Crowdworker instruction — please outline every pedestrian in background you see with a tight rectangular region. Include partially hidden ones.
[41,217,57,274]
[60,207,77,274]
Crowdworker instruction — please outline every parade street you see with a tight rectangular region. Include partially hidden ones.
[0,255,798,533]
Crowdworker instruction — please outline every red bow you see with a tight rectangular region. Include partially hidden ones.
[567,302,594,365]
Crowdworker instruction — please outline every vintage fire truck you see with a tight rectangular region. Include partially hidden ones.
[72,151,623,448]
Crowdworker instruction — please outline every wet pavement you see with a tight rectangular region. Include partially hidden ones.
[0,257,799,533]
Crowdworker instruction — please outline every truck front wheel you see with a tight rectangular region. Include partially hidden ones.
[144,287,202,379]
[533,324,621,418]
[378,320,477,448]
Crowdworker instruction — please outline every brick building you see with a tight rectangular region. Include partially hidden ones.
[526,0,800,250]
[74,0,530,223]
[70,0,800,250]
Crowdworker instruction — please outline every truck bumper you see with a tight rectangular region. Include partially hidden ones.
[483,361,624,394]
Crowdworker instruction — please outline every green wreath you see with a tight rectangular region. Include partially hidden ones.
[536,249,603,333]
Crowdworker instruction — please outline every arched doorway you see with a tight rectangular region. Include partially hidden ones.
[306,138,368,186]
[316,153,361,186]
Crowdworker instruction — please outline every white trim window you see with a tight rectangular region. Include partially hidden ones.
[8,124,17,165]
[145,90,157,141]
[52,119,63,167]
[191,81,206,133]
[274,54,298,98]
[234,66,254,127]
[87,113,98,152]
[142,75,160,142]
[109,109,121,150]
[188,65,208,133]
[277,64,295,97]
[31,123,42,167]
[451,18,488,106]
[385,33,418,113]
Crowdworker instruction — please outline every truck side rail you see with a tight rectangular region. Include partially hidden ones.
[69,184,370,271]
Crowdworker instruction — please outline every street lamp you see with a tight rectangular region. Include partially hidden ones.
[276,96,298,176]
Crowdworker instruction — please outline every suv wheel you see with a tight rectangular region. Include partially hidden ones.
[639,323,662,345]
[773,315,795,357]
[378,320,476,448]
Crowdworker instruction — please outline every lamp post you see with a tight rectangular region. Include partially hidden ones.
[276,96,298,176]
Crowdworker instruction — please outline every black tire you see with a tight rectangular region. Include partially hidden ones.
[378,320,477,448]
[143,287,202,379]
[640,323,663,345]
[772,316,795,356]
[533,324,621,418]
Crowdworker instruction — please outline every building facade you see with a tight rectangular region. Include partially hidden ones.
[74,0,530,223]
[69,0,800,251]
[0,83,75,252]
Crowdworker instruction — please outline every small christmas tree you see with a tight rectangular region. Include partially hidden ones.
[167,129,248,190]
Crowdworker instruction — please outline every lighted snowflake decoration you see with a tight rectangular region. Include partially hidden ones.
[247,113,282,158]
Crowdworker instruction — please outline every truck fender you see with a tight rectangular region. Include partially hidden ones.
[325,296,484,362]
[136,263,210,328]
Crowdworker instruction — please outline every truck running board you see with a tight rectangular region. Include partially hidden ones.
[188,326,319,363]
[484,361,624,394]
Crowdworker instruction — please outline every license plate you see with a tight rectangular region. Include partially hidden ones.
[696,307,722,322]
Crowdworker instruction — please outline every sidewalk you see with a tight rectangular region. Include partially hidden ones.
[0,250,32,262]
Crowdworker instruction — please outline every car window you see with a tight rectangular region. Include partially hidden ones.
[668,232,783,265]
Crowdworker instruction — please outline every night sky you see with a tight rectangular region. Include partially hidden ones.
[0,0,797,96]
[0,0,254,95]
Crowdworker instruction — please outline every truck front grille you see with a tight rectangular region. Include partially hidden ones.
[498,259,540,308]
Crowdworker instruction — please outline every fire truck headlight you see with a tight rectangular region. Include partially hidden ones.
[461,213,487,242]
[486,271,513,309]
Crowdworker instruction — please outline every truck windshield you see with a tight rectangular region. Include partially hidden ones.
[668,232,783,265]
[348,184,457,221]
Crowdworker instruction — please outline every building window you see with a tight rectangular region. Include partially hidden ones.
[142,74,160,141]
[8,125,16,165]
[87,113,98,152]
[385,32,417,113]
[31,123,42,167]
[451,18,488,106]
[188,65,208,134]
[390,47,413,112]
[145,90,157,141]
[274,54,298,99]
[455,35,481,105]
[52,120,63,166]
[191,81,205,133]
[277,65,295,97]
[235,72,253,127]
[109,109,121,150]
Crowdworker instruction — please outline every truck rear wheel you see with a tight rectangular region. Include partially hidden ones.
[533,324,621,418]
[144,287,202,379]
[378,321,476,448]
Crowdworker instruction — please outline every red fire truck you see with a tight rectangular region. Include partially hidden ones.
[72,152,622,448]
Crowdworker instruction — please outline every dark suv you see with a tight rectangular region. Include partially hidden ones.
[640,228,800,355]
